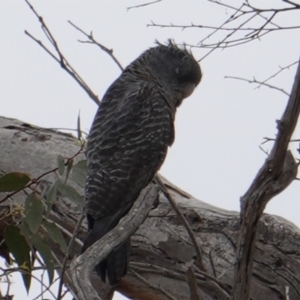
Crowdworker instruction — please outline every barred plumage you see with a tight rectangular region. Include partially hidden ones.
[82,41,202,285]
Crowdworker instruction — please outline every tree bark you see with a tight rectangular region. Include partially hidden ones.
[1,116,300,300]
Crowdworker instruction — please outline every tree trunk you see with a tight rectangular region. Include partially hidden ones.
[1,116,300,300]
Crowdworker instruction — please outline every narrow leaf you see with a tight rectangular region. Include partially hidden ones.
[77,110,82,140]
[24,193,44,234]
[57,180,84,206]
[4,225,31,291]
[70,159,87,188]
[56,155,65,175]
[0,172,30,192]
[64,159,74,184]
[22,222,54,284]
[42,220,67,254]
[46,180,57,212]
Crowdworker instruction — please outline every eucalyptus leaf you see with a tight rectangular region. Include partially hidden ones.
[0,172,30,192]
[57,180,84,206]
[4,225,31,292]
[46,180,57,211]
[22,222,54,284]
[56,155,65,175]
[42,220,67,254]
[24,193,43,234]
[64,159,74,184]
[70,159,87,188]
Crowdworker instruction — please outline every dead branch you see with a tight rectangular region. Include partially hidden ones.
[127,0,164,11]
[70,184,159,300]
[233,59,300,299]
[68,21,124,72]
[155,175,205,271]
[186,267,203,300]
[24,0,100,106]
[225,75,290,96]
[147,1,300,60]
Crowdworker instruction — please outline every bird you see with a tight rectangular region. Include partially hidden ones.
[82,40,202,286]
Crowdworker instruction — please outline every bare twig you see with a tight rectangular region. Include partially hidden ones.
[225,75,290,96]
[2,267,58,299]
[186,266,203,300]
[131,269,177,300]
[131,262,231,299]
[68,21,124,72]
[148,1,300,59]
[57,211,85,300]
[46,215,84,247]
[70,184,159,300]
[127,0,163,10]
[154,175,206,272]
[233,59,300,299]
[24,0,100,106]
[257,61,298,87]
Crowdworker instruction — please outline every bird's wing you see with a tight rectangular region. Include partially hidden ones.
[85,79,174,223]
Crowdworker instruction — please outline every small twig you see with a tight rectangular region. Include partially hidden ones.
[31,276,60,300]
[127,0,163,10]
[154,175,206,272]
[186,266,203,300]
[225,75,290,96]
[131,269,177,300]
[259,145,269,156]
[3,268,58,299]
[46,215,84,247]
[131,262,231,299]
[258,61,298,87]
[24,0,100,106]
[208,250,217,278]
[68,21,124,72]
[57,211,85,300]
[149,1,300,59]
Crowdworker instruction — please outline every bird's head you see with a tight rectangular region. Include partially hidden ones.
[142,40,202,107]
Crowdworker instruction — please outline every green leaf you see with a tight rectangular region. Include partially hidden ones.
[56,155,65,175]
[42,220,67,254]
[4,225,31,292]
[46,180,57,212]
[70,159,87,188]
[64,159,74,184]
[57,180,84,206]
[24,193,44,234]
[0,172,31,192]
[77,110,82,140]
[22,222,54,284]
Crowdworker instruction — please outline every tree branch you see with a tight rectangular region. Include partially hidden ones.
[24,0,100,106]
[70,184,159,300]
[68,21,124,72]
[233,59,300,299]
[155,175,206,272]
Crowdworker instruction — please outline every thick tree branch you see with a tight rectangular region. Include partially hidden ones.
[233,59,300,299]
[70,184,159,300]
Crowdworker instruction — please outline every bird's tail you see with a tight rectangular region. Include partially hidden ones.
[82,216,129,286]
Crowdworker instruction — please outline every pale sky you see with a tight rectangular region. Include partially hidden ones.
[1,1,300,299]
